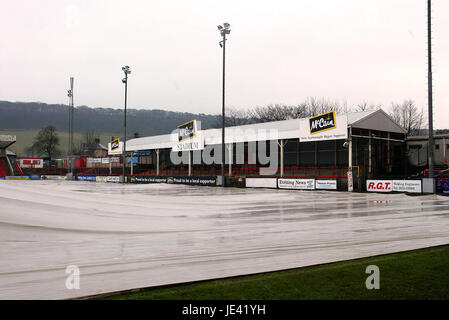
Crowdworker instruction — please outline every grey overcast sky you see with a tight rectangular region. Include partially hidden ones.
[1,0,448,128]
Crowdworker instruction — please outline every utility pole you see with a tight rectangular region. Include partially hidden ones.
[121,66,131,183]
[427,0,435,192]
[218,23,231,187]
[67,77,74,178]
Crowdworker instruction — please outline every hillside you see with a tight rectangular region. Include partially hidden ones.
[0,101,219,136]
[0,101,219,156]
[0,130,118,157]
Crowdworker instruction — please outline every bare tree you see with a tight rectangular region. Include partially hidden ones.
[32,126,61,159]
[390,100,425,135]
[215,108,252,127]
[247,104,296,122]
[82,129,99,145]
[355,101,381,112]
[214,97,347,126]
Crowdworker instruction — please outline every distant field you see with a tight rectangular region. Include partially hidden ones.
[0,130,120,157]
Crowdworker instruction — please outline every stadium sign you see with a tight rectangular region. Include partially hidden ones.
[299,111,347,142]
[111,138,120,151]
[108,139,123,155]
[172,120,204,152]
[309,111,336,134]
[178,120,196,142]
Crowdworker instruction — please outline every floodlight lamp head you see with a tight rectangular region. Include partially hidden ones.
[122,78,126,83]
[217,25,223,30]
[219,41,223,48]
[223,22,230,29]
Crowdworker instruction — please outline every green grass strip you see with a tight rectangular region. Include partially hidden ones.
[99,245,449,300]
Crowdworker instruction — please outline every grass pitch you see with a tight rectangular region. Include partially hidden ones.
[100,245,449,300]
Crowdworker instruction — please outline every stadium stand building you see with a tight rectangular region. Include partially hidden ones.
[114,109,408,191]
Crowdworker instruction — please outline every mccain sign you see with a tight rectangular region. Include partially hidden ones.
[299,111,347,142]
[172,120,204,152]
[309,111,337,134]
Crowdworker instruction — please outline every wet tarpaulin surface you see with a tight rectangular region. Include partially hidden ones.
[0,180,448,299]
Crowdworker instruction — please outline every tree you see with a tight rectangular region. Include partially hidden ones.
[82,129,99,145]
[355,101,381,112]
[214,108,253,128]
[24,146,36,157]
[389,100,425,135]
[32,126,61,159]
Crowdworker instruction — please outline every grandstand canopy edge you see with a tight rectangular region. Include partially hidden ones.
[123,109,406,152]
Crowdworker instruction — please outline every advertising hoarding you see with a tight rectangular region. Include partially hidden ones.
[172,120,204,152]
[106,176,120,183]
[441,181,449,194]
[392,180,421,193]
[108,141,123,155]
[299,112,348,142]
[316,180,337,190]
[5,176,29,180]
[367,180,422,193]
[169,176,217,186]
[19,158,43,169]
[246,178,277,188]
[278,178,315,190]
[77,176,97,181]
[366,180,393,192]
[132,176,167,184]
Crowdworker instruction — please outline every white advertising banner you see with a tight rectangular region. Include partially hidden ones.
[110,157,121,163]
[171,120,205,152]
[172,132,204,152]
[316,180,337,190]
[299,111,348,142]
[101,158,109,164]
[366,180,393,192]
[96,176,107,182]
[106,176,120,183]
[278,178,315,190]
[367,180,422,193]
[246,178,277,188]
[19,158,43,169]
[108,141,123,155]
[42,175,66,180]
[392,180,422,193]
